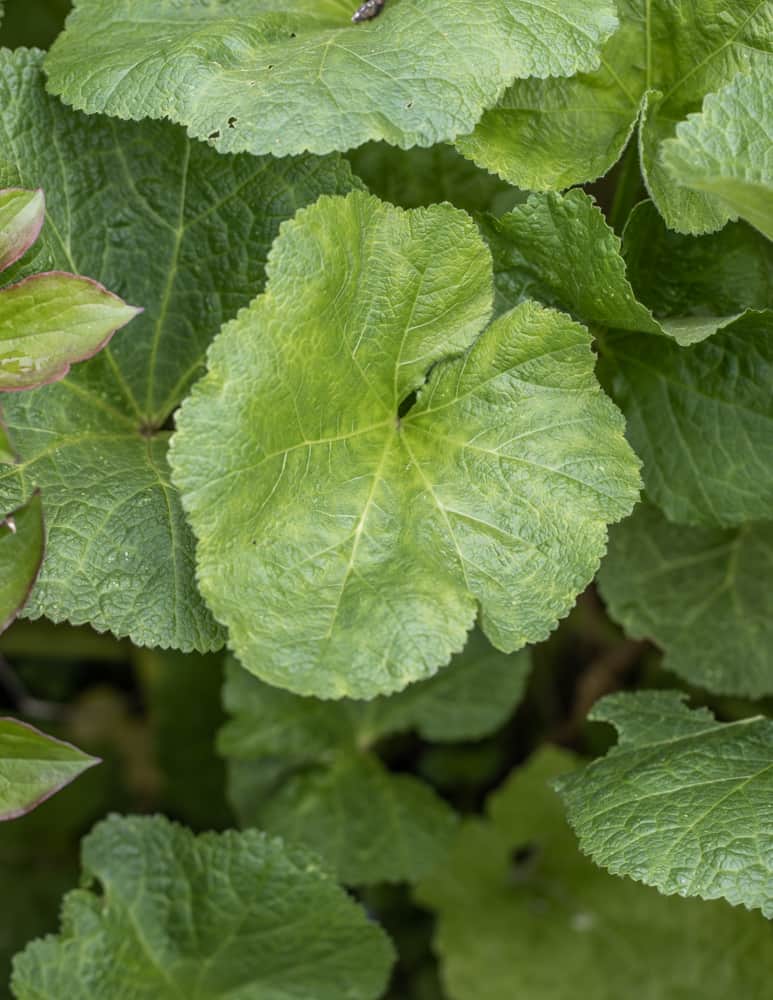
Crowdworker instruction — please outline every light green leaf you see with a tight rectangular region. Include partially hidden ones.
[0,188,44,272]
[10,815,395,1000]
[44,0,618,158]
[0,271,140,391]
[598,502,773,697]
[0,49,357,651]
[662,72,773,241]
[0,414,14,464]
[0,717,99,822]
[458,0,772,234]
[417,747,773,1000]
[620,200,773,344]
[220,633,529,882]
[348,142,525,215]
[603,312,773,527]
[171,190,640,699]
[0,492,44,634]
[558,691,773,918]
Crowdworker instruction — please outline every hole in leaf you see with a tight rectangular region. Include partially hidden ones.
[267,64,274,70]
[405,101,413,109]
[227,116,238,128]
[208,130,221,140]
[397,388,418,420]
[289,31,296,38]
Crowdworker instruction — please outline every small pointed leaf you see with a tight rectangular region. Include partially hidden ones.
[0,188,45,273]
[0,492,44,634]
[0,718,99,822]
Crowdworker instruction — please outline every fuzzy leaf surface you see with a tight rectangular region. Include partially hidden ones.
[0,492,44,634]
[10,814,395,999]
[0,49,357,651]
[663,72,773,241]
[417,747,773,1000]
[458,0,772,234]
[604,312,773,527]
[558,691,773,918]
[44,0,618,157]
[0,718,98,822]
[220,634,528,882]
[598,503,773,697]
[171,190,640,699]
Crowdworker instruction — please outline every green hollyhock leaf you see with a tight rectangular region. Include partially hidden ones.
[417,747,773,1000]
[598,502,773,697]
[458,0,772,234]
[0,49,357,651]
[0,189,44,273]
[621,200,773,340]
[663,72,773,241]
[44,0,618,158]
[603,312,773,527]
[171,190,640,699]
[10,815,395,999]
[0,718,99,822]
[0,492,44,635]
[558,691,773,918]
[220,633,529,883]
[481,189,760,343]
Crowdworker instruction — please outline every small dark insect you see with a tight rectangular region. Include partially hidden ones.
[352,0,386,22]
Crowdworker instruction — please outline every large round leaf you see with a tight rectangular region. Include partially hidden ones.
[171,191,640,699]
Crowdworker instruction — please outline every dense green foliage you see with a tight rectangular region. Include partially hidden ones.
[0,2,771,998]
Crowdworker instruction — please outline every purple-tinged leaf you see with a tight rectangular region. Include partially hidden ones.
[0,272,141,391]
[0,188,44,273]
[0,717,100,821]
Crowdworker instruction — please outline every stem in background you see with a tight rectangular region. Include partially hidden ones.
[0,654,64,720]
[608,138,646,234]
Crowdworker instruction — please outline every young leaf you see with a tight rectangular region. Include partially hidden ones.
[0,188,44,272]
[662,73,773,241]
[0,271,140,392]
[417,747,773,1000]
[44,0,618,158]
[598,503,772,697]
[10,814,395,999]
[0,492,44,635]
[0,718,99,822]
[220,634,529,883]
[557,691,773,918]
[171,190,640,699]
[621,200,773,338]
[457,0,772,234]
[603,312,773,527]
[0,49,357,651]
